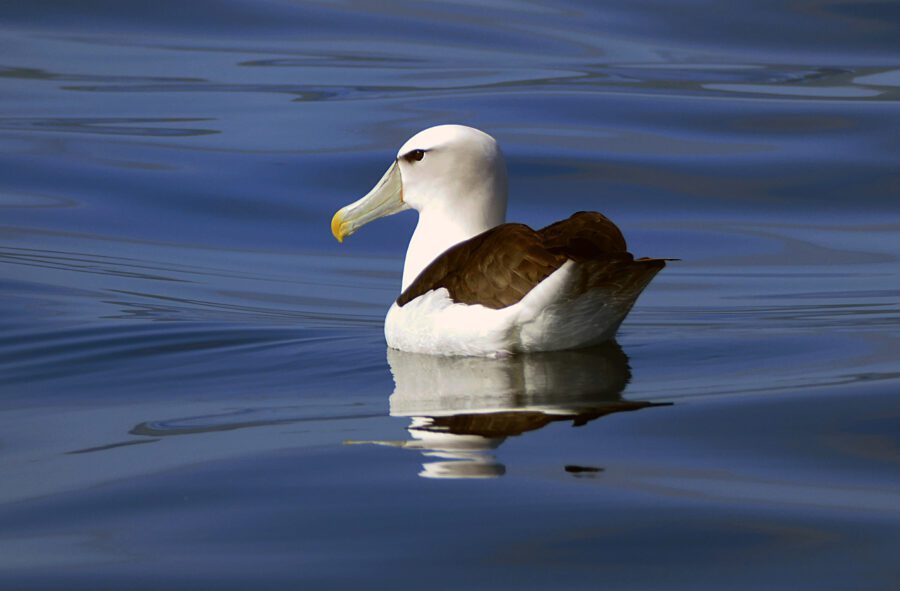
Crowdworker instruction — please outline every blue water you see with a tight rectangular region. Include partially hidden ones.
[1,1,899,589]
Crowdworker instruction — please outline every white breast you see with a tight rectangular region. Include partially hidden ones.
[385,289,520,357]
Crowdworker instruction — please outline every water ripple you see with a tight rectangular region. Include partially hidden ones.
[53,62,900,103]
[131,406,382,437]
[0,117,218,137]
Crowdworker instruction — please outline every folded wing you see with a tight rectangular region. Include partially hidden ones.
[397,211,665,310]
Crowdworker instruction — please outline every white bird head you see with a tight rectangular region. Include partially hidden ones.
[331,124,508,243]
[332,124,509,290]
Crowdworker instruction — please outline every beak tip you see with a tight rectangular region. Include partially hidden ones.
[331,210,346,243]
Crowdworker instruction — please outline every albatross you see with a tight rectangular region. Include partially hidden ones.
[331,124,667,357]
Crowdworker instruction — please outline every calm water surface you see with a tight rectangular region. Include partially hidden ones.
[1,1,899,589]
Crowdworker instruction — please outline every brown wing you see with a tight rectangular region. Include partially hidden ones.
[542,212,668,300]
[397,224,566,309]
[539,211,627,259]
[397,212,665,310]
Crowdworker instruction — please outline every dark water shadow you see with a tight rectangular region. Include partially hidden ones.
[348,341,669,479]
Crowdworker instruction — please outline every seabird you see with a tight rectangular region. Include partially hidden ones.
[331,124,667,356]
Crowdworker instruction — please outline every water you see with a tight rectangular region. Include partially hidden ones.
[1,1,899,588]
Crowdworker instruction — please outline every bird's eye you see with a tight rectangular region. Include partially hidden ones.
[403,149,426,163]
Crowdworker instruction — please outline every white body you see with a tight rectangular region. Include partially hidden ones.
[385,261,633,357]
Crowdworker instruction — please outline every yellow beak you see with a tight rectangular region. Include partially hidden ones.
[331,161,408,242]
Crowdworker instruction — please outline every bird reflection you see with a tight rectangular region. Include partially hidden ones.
[349,341,668,479]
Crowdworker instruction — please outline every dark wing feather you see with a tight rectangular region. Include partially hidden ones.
[539,211,627,259]
[397,224,565,309]
[397,212,665,310]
